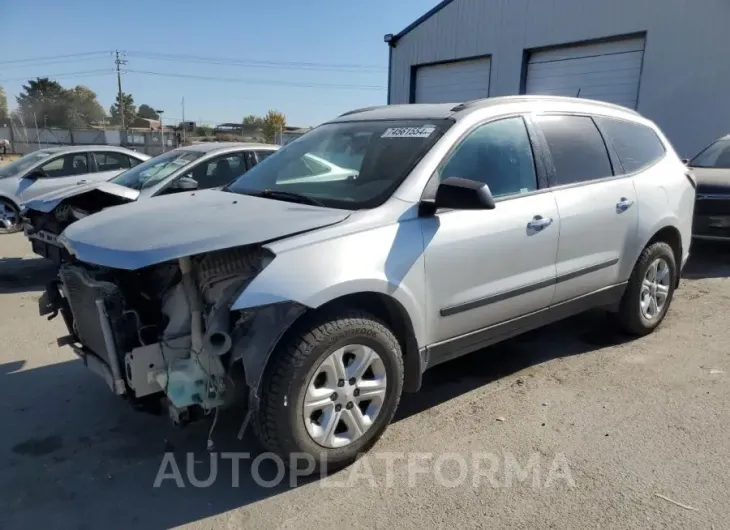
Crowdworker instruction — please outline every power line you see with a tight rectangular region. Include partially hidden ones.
[123,50,386,72]
[124,69,385,90]
[0,69,114,83]
[0,51,112,66]
[0,56,112,70]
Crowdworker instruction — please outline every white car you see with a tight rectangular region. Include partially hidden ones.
[0,145,149,233]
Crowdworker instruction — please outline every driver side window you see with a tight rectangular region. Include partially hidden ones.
[440,117,537,198]
[185,153,247,189]
[39,153,89,178]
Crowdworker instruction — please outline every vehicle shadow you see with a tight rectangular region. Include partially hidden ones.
[0,309,630,530]
[394,309,631,422]
[0,357,315,530]
[682,240,730,279]
[0,256,56,294]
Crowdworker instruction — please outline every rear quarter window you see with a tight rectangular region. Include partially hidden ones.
[595,117,666,174]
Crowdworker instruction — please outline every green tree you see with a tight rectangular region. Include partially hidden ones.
[66,86,105,127]
[261,110,286,144]
[194,125,213,137]
[243,114,263,128]
[138,104,160,120]
[15,78,69,127]
[0,86,8,124]
[109,92,137,128]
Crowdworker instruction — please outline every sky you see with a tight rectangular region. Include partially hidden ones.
[0,0,439,128]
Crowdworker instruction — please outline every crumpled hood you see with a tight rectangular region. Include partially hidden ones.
[60,189,351,270]
[690,167,730,194]
[23,181,140,213]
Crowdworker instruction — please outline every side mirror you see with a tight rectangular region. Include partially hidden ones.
[24,169,47,180]
[681,158,689,165]
[173,176,199,191]
[433,177,496,210]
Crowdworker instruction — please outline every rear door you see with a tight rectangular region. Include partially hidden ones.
[18,152,92,201]
[533,114,638,304]
[90,151,134,182]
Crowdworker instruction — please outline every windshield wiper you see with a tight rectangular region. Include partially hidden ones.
[242,189,325,207]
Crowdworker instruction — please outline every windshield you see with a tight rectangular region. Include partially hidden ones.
[0,150,56,178]
[690,138,730,168]
[110,150,203,190]
[226,119,452,209]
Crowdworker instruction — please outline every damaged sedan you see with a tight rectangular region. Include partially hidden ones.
[41,97,694,471]
[22,142,278,264]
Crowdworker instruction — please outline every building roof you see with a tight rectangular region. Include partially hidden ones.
[180,141,277,153]
[393,0,453,41]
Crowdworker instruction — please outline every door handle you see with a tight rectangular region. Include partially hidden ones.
[76,179,89,185]
[527,215,553,231]
[616,197,634,212]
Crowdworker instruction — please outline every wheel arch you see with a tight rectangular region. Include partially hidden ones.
[645,224,683,287]
[0,194,22,233]
[239,291,425,407]
[0,193,20,210]
[307,291,424,393]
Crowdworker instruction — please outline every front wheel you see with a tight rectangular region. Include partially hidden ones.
[612,242,677,336]
[253,310,404,472]
[0,199,21,234]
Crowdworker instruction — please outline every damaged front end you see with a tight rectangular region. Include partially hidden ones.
[41,245,303,427]
[24,184,139,265]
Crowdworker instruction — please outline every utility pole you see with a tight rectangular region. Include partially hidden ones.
[115,51,127,132]
[181,96,186,144]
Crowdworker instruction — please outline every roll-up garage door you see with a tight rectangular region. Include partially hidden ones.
[414,57,491,104]
[525,37,645,109]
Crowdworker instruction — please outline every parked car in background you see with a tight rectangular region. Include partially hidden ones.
[22,142,278,264]
[687,134,730,241]
[0,145,149,234]
[40,96,694,472]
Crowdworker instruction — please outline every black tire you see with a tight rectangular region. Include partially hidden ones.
[0,199,22,234]
[612,242,677,336]
[253,309,404,473]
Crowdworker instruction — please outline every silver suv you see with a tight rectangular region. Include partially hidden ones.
[41,96,695,471]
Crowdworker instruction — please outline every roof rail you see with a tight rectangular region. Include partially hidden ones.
[338,105,387,118]
[450,95,640,116]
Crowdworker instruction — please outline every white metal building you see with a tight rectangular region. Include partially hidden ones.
[385,0,730,156]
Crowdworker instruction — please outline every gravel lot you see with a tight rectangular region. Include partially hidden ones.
[0,232,728,530]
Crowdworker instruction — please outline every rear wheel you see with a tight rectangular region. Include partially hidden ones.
[613,242,677,336]
[253,310,404,472]
[0,199,21,234]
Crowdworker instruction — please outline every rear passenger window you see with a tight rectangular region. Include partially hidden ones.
[95,152,132,172]
[535,115,613,185]
[596,117,665,173]
[256,150,275,163]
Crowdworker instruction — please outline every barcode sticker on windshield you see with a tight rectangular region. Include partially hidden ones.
[381,126,436,138]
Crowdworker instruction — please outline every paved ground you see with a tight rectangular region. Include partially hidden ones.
[0,232,728,530]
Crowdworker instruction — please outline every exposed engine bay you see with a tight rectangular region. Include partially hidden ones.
[23,190,135,264]
[41,245,273,427]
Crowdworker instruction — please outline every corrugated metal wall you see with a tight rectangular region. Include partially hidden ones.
[389,0,730,157]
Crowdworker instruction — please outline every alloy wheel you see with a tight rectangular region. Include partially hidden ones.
[303,344,387,448]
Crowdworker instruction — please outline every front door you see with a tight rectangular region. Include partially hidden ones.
[18,152,92,201]
[423,116,560,349]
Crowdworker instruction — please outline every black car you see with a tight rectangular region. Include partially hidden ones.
[688,135,730,241]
